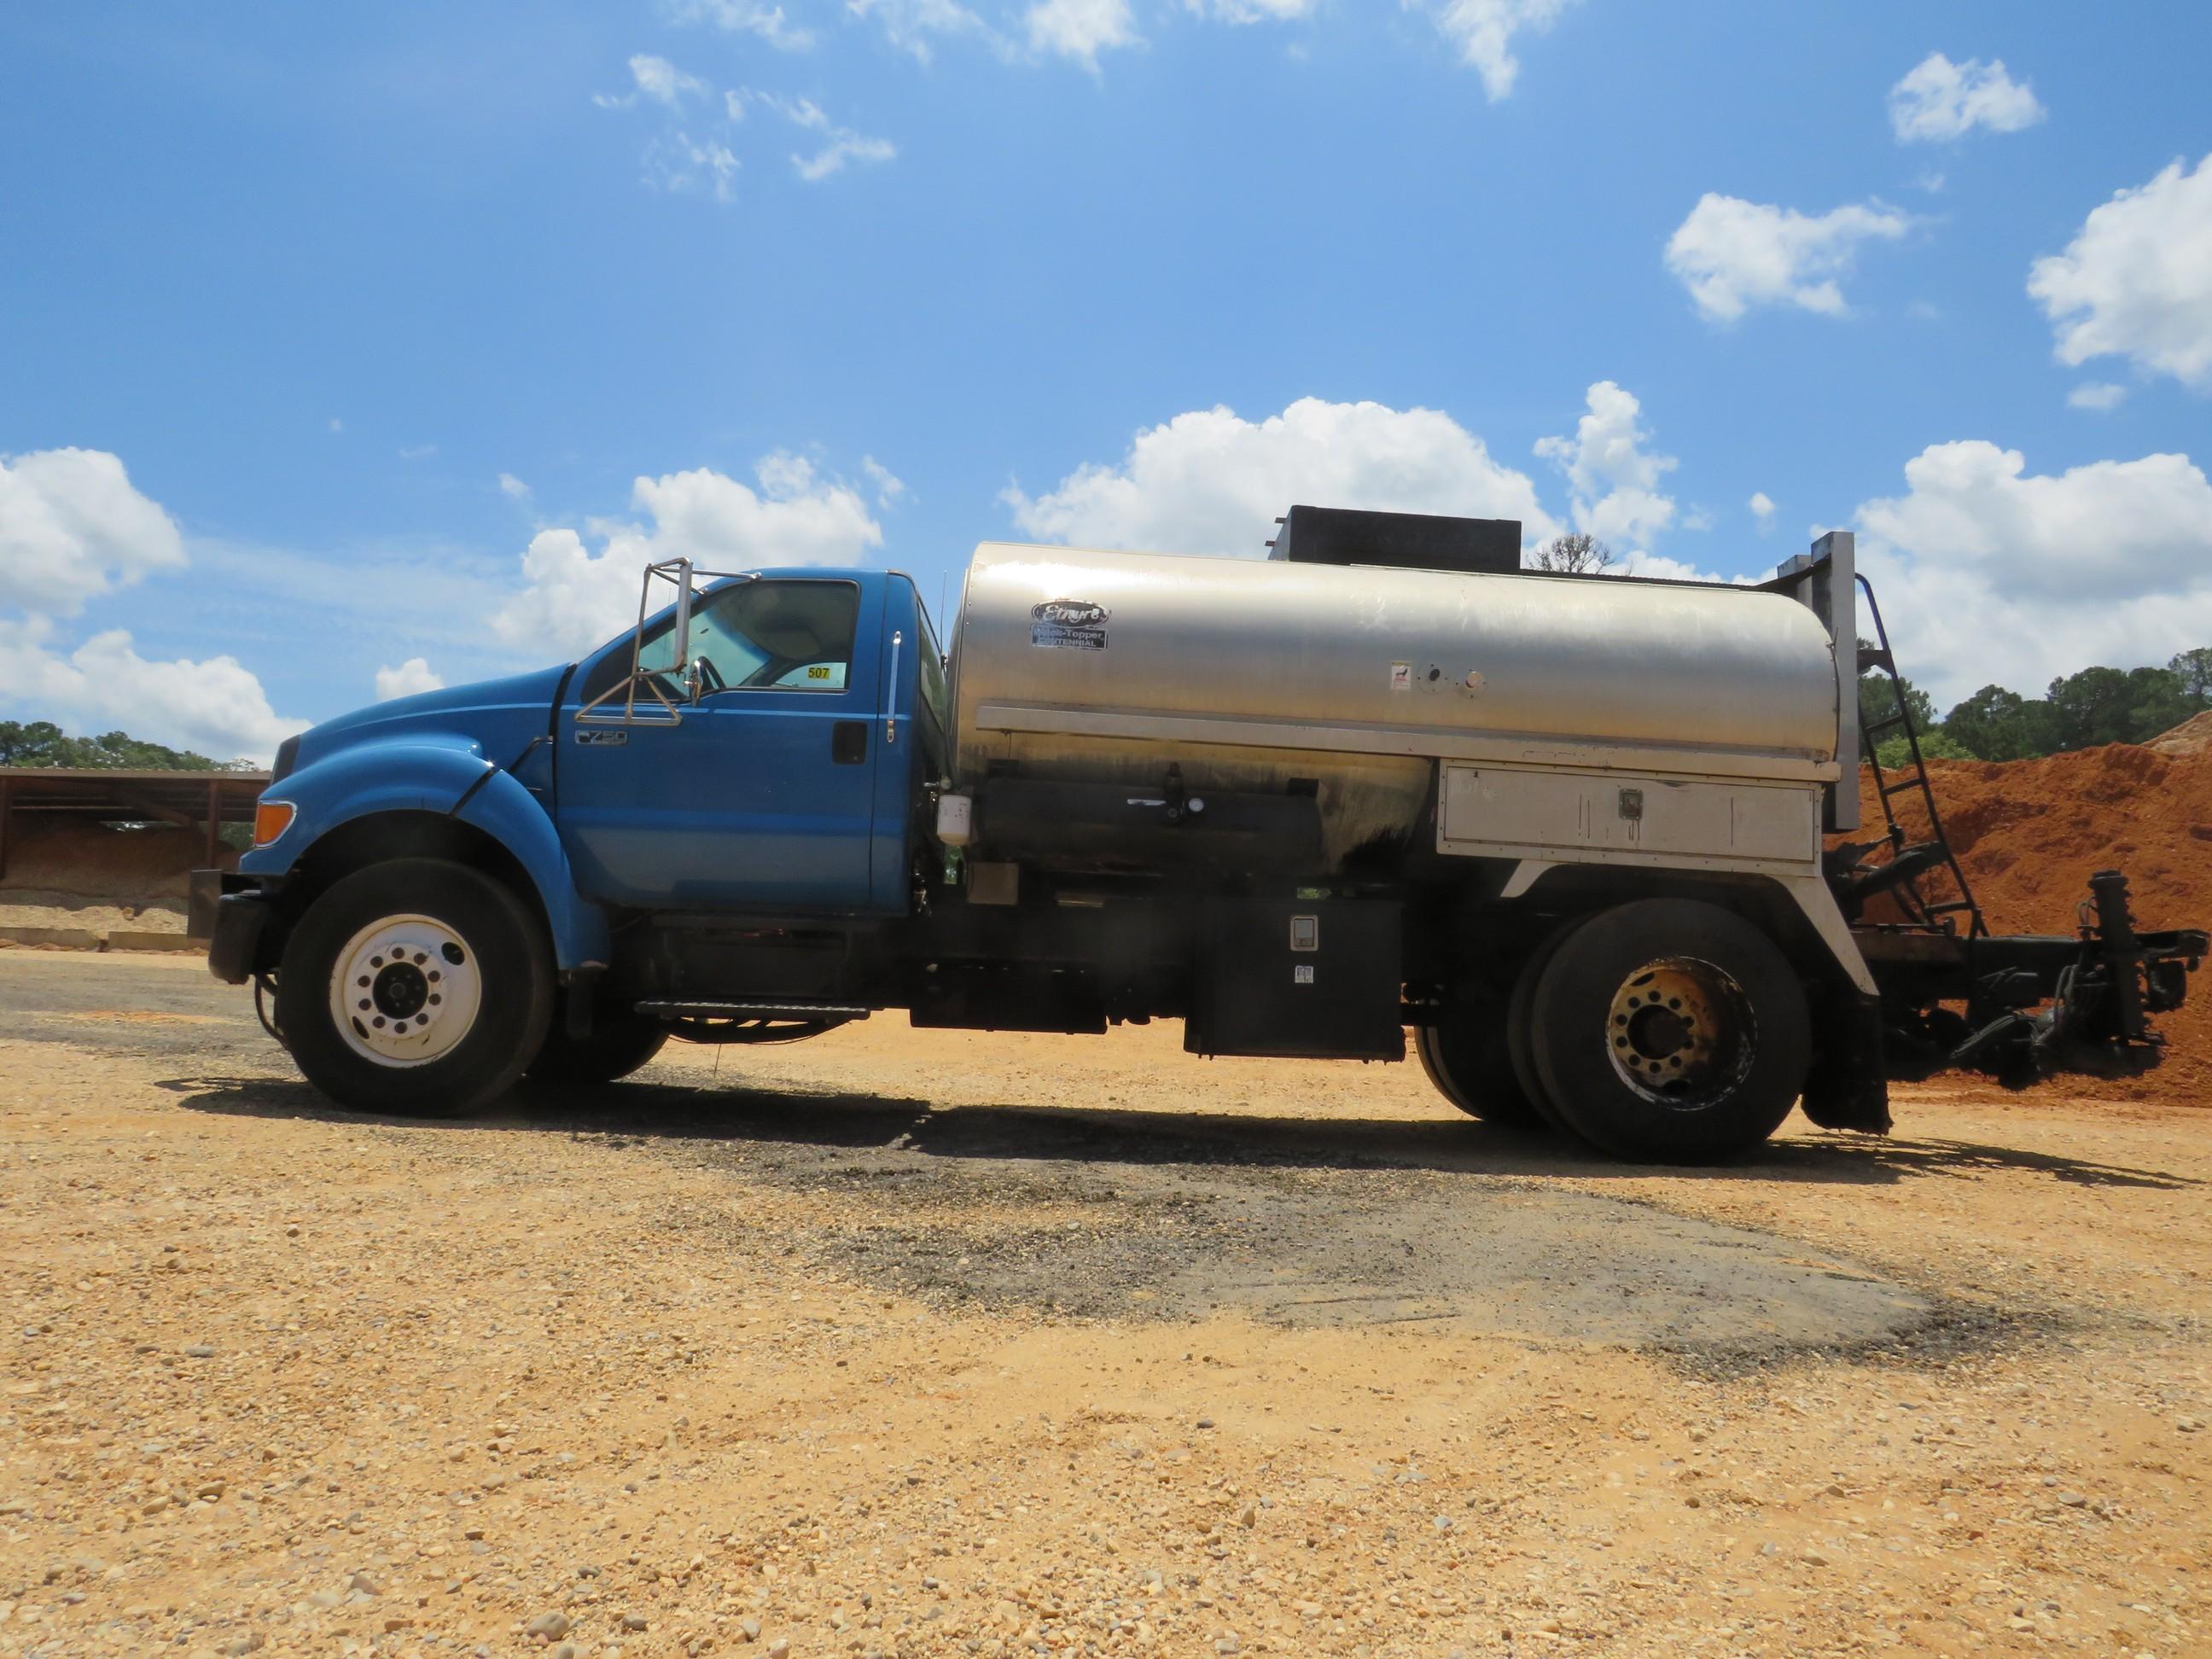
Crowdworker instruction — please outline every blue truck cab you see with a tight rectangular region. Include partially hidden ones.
[204,566,950,1115]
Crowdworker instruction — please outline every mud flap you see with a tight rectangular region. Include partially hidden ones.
[1801,993,1892,1133]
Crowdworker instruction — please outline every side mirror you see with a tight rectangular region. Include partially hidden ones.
[573,559,751,725]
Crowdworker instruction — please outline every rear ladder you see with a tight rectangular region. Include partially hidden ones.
[1848,574,1987,939]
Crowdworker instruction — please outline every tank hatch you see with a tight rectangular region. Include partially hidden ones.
[1266,504,1522,576]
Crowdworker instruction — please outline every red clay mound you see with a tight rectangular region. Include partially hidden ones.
[1851,743,2212,1106]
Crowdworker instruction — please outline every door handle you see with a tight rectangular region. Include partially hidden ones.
[830,720,869,765]
[884,630,902,745]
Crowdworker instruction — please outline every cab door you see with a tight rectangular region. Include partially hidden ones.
[556,575,887,912]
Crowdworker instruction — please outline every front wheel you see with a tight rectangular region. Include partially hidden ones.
[1526,899,1809,1163]
[276,859,554,1116]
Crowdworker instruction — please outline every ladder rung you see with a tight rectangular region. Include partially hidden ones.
[1880,776,1926,796]
[1864,713,1910,735]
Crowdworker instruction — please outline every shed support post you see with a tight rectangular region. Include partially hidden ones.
[204,778,221,870]
[0,775,10,882]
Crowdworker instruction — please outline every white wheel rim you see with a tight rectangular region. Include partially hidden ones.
[328,913,483,1069]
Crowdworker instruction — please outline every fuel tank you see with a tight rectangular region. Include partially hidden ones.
[948,543,1842,869]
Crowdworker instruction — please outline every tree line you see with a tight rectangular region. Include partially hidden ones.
[1861,649,2212,767]
[0,719,257,772]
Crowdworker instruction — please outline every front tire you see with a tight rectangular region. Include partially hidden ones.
[1526,899,1810,1163]
[276,859,553,1117]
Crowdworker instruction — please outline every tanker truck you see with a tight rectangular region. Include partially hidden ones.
[194,506,2204,1163]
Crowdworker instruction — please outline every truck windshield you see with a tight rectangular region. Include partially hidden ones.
[638,579,860,694]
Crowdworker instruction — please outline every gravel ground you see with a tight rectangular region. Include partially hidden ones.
[1,948,2207,1659]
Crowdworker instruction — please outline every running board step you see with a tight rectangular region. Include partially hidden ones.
[636,999,872,1022]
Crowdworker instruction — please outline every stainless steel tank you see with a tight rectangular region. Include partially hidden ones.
[949,543,1842,866]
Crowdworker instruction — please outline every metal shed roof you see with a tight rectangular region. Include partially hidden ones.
[0,767,270,879]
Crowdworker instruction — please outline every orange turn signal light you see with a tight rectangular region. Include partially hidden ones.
[252,800,296,847]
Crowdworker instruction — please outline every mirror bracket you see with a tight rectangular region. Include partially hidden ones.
[573,559,759,726]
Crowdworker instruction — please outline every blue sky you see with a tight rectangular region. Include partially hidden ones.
[3,0,2209,760]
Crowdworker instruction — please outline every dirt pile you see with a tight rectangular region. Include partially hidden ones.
[2147,708,2212,757]
[1853,739,2212,1104]
[0,816,235,934]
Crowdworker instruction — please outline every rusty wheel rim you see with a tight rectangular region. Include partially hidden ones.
[1604,956,1755,1107]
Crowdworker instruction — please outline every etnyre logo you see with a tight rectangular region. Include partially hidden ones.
[1031,599,1109,628]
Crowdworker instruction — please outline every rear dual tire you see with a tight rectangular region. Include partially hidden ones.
[1414,1004,1541,1128]
[1527,899,1810,1163]
[1424,900,1812,1163]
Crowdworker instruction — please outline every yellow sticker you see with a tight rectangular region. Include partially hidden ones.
[807,665,831,680]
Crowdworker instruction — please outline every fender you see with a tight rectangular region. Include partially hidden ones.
[242,734,611,972]
[1500,857,1879,997]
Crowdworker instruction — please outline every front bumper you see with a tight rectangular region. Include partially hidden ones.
[190,870,273,985]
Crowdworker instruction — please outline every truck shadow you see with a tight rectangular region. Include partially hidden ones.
[157,1073,2200,1192]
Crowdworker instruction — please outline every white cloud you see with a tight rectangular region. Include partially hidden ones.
[0,447,298,760]
[498,472,532,501]
[758,92,828,130]
[399,443,438,462]
[795,131,896,180]
[0,448,186,616]
[1665,194,1910,323]
[1887,52,2045,143]
[1024,0,1138,66]
[1616,550,1744,585]
[373,658,445,701]
[643,131,740,201]
[2067,381,2128,413]
[614,54,707,107]
[1533,381,1676,551]
[328,417,343,434]
[2028,154,2212,392]
[861,457,905,506]
[1004,397,1558,558]
[667,0,814,50]
[1854,439,2212,703]
[0,616,302,764]
[1749,490,1777,527]
[749,93,896,180]
[493,457,886,656]
[1420,0,1578,101]
[846,0,989,62]
[1189,0,1313,21]
[593,53,742,202]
